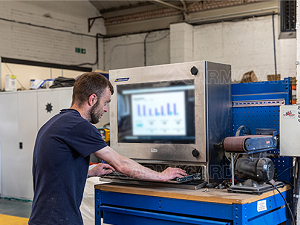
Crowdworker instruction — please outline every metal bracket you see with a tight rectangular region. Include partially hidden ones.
[232,99,285,107]
[88,16,104,33]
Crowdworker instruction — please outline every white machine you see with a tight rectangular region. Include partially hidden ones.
[280,104,300,157]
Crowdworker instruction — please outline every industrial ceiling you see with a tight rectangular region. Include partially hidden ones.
[88,1,279,35]
[89,0,189,14]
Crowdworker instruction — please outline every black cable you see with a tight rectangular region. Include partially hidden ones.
[107,31,169,69]
[103,123,110,128]
[293,158,300,220]
[144,31,152,66]
[269,179,295,225]
[0,16,96,38]
[272,14,277,75]
[277,180,294,190]
[277,166,295,179]
[0,16,106,68]
[144,31,170,66]
[75,33,104,67]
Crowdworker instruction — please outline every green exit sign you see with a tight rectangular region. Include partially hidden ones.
[75,47,86,54]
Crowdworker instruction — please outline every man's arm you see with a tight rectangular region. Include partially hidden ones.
[94,146,187,182]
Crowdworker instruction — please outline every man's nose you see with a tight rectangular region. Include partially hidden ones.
[104,105,108,112]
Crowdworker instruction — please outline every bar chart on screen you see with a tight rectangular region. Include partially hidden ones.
[131,91,186,136]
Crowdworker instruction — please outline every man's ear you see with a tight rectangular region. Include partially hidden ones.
[88,94,97,106]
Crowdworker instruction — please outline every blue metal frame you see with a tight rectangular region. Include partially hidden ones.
[231,78,292,104]
[95,188,291,225]
[94,78,293,225]
[232,78,293,183]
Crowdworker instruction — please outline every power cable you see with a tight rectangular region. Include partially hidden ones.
[0,16,95,38]
[272,14,277,75]
[277,166,295,179]
[144,31,170,66]
[108,30,169,69]
[73,33,104,67]
[269,179,295,225]
[0,16,105,67]
[144,31,152,66]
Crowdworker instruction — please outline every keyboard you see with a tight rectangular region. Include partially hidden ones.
[102,171,202,184]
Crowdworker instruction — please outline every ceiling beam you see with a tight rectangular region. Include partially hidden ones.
[100,3,164,18]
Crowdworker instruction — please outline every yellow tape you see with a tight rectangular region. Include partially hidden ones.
[0,214,29,225]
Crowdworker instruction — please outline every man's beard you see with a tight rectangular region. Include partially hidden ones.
[89,101,101,124]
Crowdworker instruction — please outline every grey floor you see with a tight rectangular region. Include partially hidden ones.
[0,198,110,225]
[0,198,32,218]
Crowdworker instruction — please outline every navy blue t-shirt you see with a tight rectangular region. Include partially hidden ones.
[29,109,107,225]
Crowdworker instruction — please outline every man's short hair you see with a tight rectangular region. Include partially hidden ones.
[71,72,114,107]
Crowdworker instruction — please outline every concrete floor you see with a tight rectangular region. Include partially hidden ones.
[0,197,110,225]
[0,198,32,218]
[0,178,110,224]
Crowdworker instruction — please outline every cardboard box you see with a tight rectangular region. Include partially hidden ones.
[267,74,281,81]
[241,70,258,83]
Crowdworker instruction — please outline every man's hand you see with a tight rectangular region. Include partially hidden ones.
[87,163,115,178]
[159,167,187,182]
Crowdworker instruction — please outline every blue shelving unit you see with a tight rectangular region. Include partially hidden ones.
[231,77,293,183]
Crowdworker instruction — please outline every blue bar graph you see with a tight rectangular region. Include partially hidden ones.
[132,91,186,136]
[174,103,177,115]
[167,103,171,115]
[138,105,141,116]
[137,103,178,117]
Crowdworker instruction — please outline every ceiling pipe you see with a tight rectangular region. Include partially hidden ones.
[152,0,189,21]
[180,0,189,21]
[152,0,185,12]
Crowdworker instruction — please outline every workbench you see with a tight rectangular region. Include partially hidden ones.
[94,183,291,225]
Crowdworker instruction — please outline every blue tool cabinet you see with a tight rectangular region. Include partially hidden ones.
[95,184,291,225]
[95,78,293,225]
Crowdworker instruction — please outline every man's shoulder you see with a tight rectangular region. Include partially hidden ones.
[41,109,87,133]
[59,108,81,117]
[58,109,86,123]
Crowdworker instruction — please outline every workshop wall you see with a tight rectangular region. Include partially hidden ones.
[104,14,295,82]
[0,1,105,69]
[0,1,295,83]
[103,30,170,70]
[193,15,296,82]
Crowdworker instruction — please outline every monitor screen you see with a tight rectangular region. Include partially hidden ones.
[117,80,195,144]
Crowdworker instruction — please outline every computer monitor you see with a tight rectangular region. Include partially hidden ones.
[117,80,195,144]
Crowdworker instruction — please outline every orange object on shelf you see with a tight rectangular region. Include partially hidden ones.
[292,100,297,104]
[292,85,296,90]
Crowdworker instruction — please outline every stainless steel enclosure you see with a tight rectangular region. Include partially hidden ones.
[110,61,231,180]
[109,61,232,169]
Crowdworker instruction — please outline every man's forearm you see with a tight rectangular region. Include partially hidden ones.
[94,146,186,181]
[117,157,164,181]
